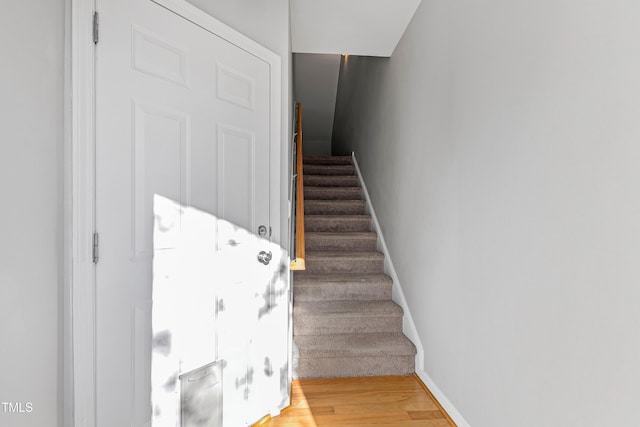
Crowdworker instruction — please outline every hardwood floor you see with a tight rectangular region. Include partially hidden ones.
[261,375,454,427]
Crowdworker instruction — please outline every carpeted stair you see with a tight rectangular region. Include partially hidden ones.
[293,155,416,378]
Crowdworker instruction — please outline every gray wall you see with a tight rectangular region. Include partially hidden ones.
[333,1,640,426]
[293,53,341,156]
[0,1,65,426]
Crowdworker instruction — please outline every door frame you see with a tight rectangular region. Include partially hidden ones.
[70,1,283,425]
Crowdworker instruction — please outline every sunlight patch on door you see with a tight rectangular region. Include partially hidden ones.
[150,195,289,426]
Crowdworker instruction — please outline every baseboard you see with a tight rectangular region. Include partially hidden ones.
[352,152,472,427]
[251,414,272,426]
[350,152,425,370]
[415,370,472,427]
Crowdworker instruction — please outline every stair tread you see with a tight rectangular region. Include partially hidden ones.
[305,215,371,232]
[305,185,361,190]
[307,250,384,258]
[304,156,353,165]
[303,165,356,175]
[305,187,362,200]
[304,200,367,215]
[306,215,370,220]
[295,333,416,358]
[293,273,393,302]
[304,175,360,187]
[306,200,365,205]
[304,163,354,167]
[305,252,385,274]
[305,187,362,194]
[294,300,403,317]
[294,272,393,285]
[306,231,377,238]
[304,174,358,178]
[306,232,378,251]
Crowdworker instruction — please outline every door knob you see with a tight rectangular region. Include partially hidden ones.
[257,250,272,265]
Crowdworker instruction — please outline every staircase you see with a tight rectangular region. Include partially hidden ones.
[292,155,416,378]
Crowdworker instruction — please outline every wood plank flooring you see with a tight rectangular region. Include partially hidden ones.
[261,375,454,427]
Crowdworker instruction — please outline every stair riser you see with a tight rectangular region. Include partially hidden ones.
[305,201,366,215]
[303,156,352,165]
[294,316,402,336]
[305,218,371,232]
[293,282,392,302]
[304,175,360,187]
[294,356,415,379]
[306,235,377,251]
[304,258,384,274]
[303,165,356,176]
[305,187,362,200]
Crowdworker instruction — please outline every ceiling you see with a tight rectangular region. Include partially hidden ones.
[290,0,422,57]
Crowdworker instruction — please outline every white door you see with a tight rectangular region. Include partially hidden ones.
[95,0,288,426]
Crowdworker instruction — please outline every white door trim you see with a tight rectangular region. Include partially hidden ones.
[70,0,97,426]
[70,1,283,425]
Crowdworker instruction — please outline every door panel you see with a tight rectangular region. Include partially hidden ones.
[95,0,285,426]
[132,26,189,87]
[133,102,190,257]
[217,124,256,230]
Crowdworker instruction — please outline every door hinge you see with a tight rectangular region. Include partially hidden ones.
[93,12,99,44]
[92,232,99,264]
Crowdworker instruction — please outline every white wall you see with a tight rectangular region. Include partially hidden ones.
[187,0,288,58]
[333,1,640,426]
[293,53,341,156]
[0,1,65,426]
[290,0,422,57]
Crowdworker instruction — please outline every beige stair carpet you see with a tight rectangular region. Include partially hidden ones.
[293,155,416,379]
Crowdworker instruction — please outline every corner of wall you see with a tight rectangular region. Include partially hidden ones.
[351,151,471,427]
[415,369,472,427]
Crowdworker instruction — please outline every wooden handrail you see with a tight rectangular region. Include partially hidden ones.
[290,103,306,270]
